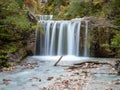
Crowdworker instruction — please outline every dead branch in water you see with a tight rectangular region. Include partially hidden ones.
[67,61,113,70]
[54,56,63,66]
[74,61,112,66]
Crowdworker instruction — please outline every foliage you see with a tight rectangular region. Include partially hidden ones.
[24,0,36,8]
[111,30,120,47]
[111,0,120,25]
[40,0,112,19]
[67,1,91,18]
[0,0,34,68]
[0,0,32,42]
[17,0,24,8]
[0,43,18,54]
[0,0,31,29]
[42,0,70,18]
[0,0,20,12]
[3,15,31,30]
[0,55,7,60]
[56,6,69,20]
[66,0,112,18]
[110,0,120,55]
[0,55,9,68]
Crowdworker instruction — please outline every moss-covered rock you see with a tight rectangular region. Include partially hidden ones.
[83,17,119,58]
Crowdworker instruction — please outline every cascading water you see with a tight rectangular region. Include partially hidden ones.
[39,15,53,20]
[45,21,53,55]
[35,15,89,57]
[50,22,57,55]
[57,21,66,55]
[84,20,89,56]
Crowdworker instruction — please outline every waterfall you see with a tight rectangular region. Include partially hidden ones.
[67,22,77,55]
[35,15,53,55]
[84,21,89,56]
[38,15,53,21]
[35,16,89,57]
[50,22,57,55]
[45,21,53,55]
[76,22,81,56]
[57,22,65,55]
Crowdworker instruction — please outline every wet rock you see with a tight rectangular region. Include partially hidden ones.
[3,79,12,85]
[42,87,47,90]
[62,80,69,88]
[21,61,39,70]
[23,65,34,69]
[39,79,41,82]
[114,60,120,74]
[112,79,120,85]
[47,76,54,81]
[56,77,61,80]
[29,77,40,82]
[74,72,79,75]
[1,66,15,72]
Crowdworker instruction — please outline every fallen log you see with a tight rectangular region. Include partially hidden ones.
[67,61,113,70]
[74,61,112,66]
[54,56,63,66]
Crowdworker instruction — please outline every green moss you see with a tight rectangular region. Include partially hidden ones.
[0,55,10,68]
[0,42,18,54]
[3,15,31,30]
[111,30,120,47]
[0,55,7,60]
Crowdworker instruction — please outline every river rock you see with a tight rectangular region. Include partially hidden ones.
[3,79,12,85]
[47,76,54,81]
[114,60,120,74]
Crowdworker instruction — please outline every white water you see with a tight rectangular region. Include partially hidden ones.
[38,15,53,20]
[35,16,89,57]
[76,22,81,56]
[50,22,57,55]
[67,22,74,55]
[45,21,53,55]
[33,55,90,61]
[57,21,67,55]
[84,20,89,56]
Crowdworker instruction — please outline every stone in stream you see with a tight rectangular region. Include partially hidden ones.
[3,79,12,85]
[114,60,120,74]
[29,77,41,82]
[47,76,54,81]
[112,79,120,84]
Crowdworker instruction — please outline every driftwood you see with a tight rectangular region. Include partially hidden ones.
[54,56,63,66]
[68,61,113,70]
[74,61,112,66]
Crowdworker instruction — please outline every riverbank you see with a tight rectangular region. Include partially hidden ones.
[0,56,120,90]
[46,58,120,90]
